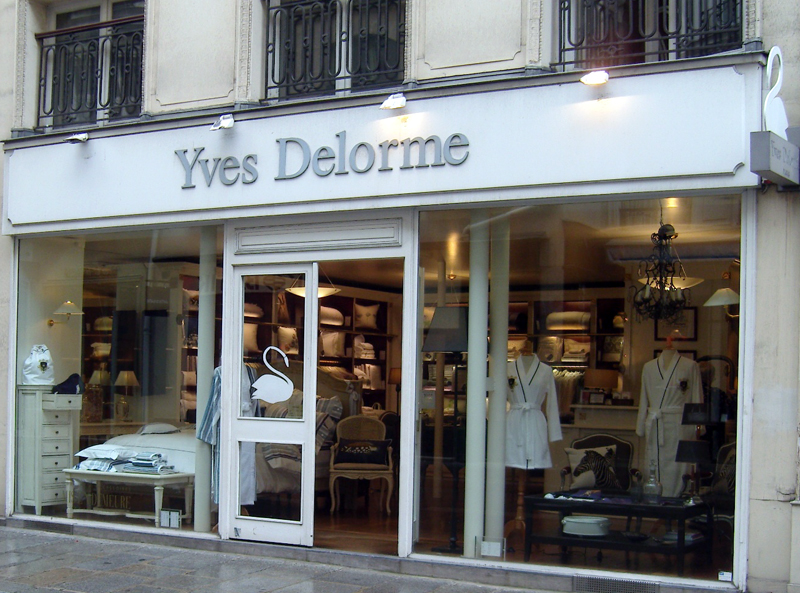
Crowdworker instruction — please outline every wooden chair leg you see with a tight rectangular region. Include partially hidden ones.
[329,476,337,514]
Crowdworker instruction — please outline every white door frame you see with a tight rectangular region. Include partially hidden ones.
[220,262,319,545]
[219,211,417,555]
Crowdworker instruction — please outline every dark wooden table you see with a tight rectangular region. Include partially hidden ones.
[524,493,713,575]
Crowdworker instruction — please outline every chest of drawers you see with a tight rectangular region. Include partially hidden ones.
[16,386,81,515]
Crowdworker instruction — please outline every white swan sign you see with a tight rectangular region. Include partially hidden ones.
[251,346,295,404]
[750,47,799,187]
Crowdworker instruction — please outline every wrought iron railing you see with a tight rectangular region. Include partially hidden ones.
[556,0,741,69]
[37,16,144,128]
[265,0,405,99]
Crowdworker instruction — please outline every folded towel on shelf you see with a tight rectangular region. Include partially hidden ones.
[118,463,177,474]
[133,452,163,461]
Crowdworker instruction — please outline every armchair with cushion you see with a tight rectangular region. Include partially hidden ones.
[560,433,641,494]
[685,441,735,540]
[329,415,394,514]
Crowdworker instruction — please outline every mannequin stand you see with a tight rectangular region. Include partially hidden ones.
[504,469,526,540]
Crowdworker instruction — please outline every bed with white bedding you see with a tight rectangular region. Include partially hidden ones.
[73,394,345,499]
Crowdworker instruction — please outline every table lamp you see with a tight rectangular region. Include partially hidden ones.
[675,440,712,496]
[114,371,139,421]
[83,367,110,423]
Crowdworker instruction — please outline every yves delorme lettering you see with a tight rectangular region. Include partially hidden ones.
[176,131,468,189]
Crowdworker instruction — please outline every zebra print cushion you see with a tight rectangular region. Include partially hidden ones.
[565,445,623,490]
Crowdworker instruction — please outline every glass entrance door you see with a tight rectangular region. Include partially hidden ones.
[224,263,318,545]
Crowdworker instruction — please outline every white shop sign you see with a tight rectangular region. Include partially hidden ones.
[4,64,760,232]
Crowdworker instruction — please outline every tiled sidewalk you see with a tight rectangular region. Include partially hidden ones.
[0,527,548,593]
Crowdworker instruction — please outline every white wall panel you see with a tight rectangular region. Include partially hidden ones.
[5,64,761,233]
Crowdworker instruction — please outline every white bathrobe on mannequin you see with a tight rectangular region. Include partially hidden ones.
[506,354,562,469]
[636,349,703,497]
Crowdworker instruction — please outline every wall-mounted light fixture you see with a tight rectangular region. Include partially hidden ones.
[580,70,609,86]
[48,300,84,326]
[210,114,235,131]
[380,93,407,110]
[703,287,740,319]
[64,133,89,144]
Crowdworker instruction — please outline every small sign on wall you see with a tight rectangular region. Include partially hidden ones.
[751,131,800,186]
[160,508,182,529]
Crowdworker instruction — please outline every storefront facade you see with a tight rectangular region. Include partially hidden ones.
[1,44,785,590]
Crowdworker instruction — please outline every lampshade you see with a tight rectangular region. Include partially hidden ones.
[582,368,618,390]
[675,440,711,465]
[114,371,140,388]
[285,286,341,298]
[703,288,740,307]
[681,403,711,425]
[88,370,111,386]
[422,306,469,353]
[388,368,402,385]
[53,300,84,316]
[638,276,704,289]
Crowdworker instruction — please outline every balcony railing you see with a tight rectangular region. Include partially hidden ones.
[37,16,144,128]
[265,0,405,99]
[556,0,741,69]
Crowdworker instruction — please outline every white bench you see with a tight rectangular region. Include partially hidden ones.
[64,468,194,527]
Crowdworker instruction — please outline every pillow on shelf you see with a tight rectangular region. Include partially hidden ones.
[564,445,622,490]
[319,330,345,357]
[354,303,380,330]
[138,423,180,435]
[536,336,563,363]
[75,444,139,460]
[243,322,259,354]
[507,338,529,357]
[244,302,264,319]
[181,371,197,387]
[320,306,344,326]
[545,311,590,331]
[278,327,299,354]
[334,438,391,465]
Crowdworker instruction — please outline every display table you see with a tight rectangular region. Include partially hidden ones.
[524,493,712,575]
[64,469,194,527]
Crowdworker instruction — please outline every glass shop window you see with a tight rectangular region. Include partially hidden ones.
[416,195,740,580]
[14,226,222,532]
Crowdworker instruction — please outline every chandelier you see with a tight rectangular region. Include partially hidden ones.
[631,223,692,323]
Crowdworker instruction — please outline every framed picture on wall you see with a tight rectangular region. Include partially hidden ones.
[653,349,697,361]
[654,307,697,341]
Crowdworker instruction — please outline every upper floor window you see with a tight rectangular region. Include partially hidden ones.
[37,0,145,129]
[556,0,741,69]
[265,0,405,100]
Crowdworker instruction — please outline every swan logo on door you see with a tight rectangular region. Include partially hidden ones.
[251,346,294,404]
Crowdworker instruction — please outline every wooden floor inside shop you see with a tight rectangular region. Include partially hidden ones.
[313,469,734,581]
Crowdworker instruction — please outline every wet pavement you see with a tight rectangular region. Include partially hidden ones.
[0,526,552,593]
